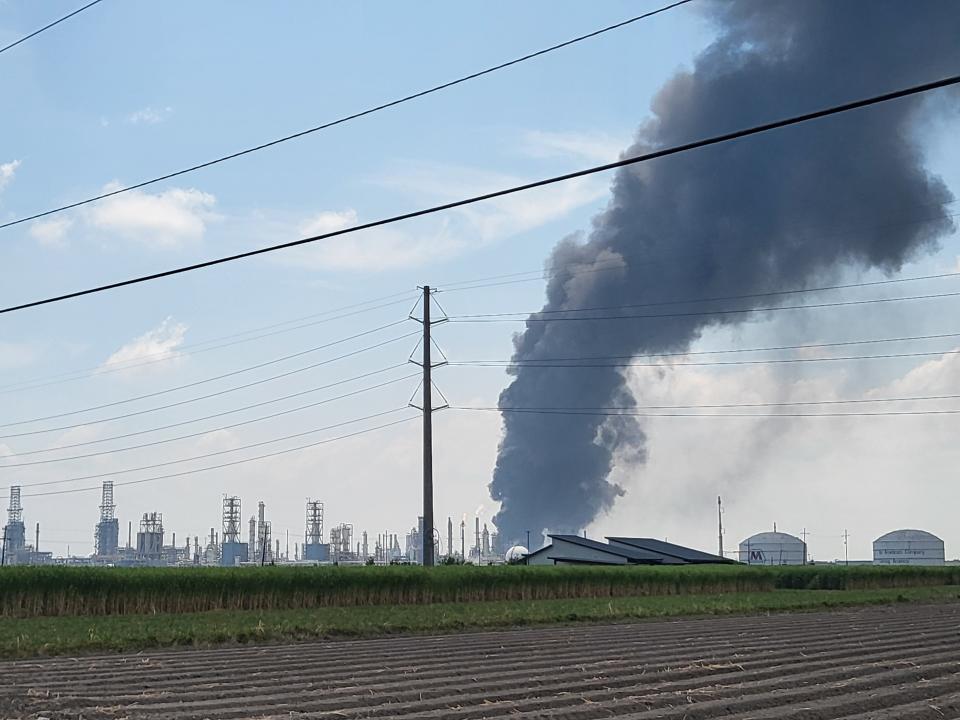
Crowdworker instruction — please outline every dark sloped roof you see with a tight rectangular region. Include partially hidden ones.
[548,535,666,564]
[546,555,627,566]
[607,537,733,564]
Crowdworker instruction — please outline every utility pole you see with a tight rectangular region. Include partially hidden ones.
[1,528,6,567]
[801,527,808,565]
[526,529,531,551]
[422,285,434,567]
[410,286,447,567]
[717,496,723,557]
[843,529,849,566]
[460,520,465,560]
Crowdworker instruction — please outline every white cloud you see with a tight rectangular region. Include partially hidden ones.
[522,130,626,164]
[88,183,216,248]
[299,209,358,237]
[0,159,20,192]
[29,217,73,247]
[103,318,188,374]
[126,106,173,125]
[300,160,606,271]
[286,216,463,272]
[0,341,37,371]
[590,347,960,561]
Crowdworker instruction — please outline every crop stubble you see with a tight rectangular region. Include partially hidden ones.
[1,602,959,719]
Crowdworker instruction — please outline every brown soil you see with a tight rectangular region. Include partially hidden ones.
[2,602,959,719]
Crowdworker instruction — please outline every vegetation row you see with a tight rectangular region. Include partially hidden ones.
[1,564,958,618]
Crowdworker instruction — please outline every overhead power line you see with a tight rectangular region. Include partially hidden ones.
[0,373,419,467]
[0,1,691,232]
[5,407,410,490]
[448,289,960,323]
[454,349,960,369]
[1,366,411,455]
[453,392,960,411]
[0,330,417,435]
[3,72,958,315]
[452,330,960,363]
[0,0,104,56]
[448,270,960,313]
[454,406,960,418]
[0,293,417,395]
[438,205,960,294]
[16,414,421,498]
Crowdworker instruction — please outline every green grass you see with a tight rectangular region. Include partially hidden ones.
[3,564,959,618]
[1,587,957,658]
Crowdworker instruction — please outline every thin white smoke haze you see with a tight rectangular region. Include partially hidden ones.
[489,0,960,546]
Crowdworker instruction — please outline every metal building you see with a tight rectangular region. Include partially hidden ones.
[94,481,120,558]
[738,531,806,565]
[2,486,27,565]
[303,500,330,561]
[220,496,247,566]
[873,529,945,566]
[136,512,164,560]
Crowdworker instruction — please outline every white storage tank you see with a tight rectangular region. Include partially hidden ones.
[739,531,806,565]
[873,529,944,566]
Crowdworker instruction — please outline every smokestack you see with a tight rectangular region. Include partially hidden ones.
[489,1,959,544]
[127,521,132,549]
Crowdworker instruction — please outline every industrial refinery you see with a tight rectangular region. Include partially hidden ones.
[0,481,505,567]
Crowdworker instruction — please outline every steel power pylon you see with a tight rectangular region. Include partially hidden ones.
[409,286,448,567]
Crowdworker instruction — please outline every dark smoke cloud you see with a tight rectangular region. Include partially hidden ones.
[490,0,959,545]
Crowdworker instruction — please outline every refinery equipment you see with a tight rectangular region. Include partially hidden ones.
[136,512,164,560]
[873,529,945,566]
[303,500,329,561]
[329,523,354,561]
[2,486,27,565]
[94,481,120,558]
[254,501,273,564]
[220,496,247,566]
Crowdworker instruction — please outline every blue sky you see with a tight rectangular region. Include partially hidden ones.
[1,1,958,560]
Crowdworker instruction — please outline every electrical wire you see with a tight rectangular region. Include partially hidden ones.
[448,289,960,323]
[452,391,960,411]
[0,0,104,56]
[453,406,960,418]
[3,72,957,315]
[438,205,960,294]
[16,414,420,498]
[0,292,417,395]
[449,270,960,313]
[450,330,960,364]
[1,366,413,455]
[452,349,960,369]
[0,322,414,429]
[0,1,692,232]
[5,407,410,490]
[0,373,419,467]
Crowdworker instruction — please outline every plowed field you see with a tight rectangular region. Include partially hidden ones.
[2,602,959,719]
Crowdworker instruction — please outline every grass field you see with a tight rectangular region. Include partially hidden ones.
[1,586,957,658]
[3,564,959,618]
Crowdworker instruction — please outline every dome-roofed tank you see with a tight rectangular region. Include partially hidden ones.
[504,545,529,563]
[738,531,806,565]
[873,529,944,566]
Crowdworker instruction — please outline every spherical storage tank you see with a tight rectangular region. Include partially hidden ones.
[873,529,944,566]
[504,545,529,562]
[738,532,806,565]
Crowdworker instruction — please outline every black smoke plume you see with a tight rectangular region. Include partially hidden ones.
[490,0,959,545]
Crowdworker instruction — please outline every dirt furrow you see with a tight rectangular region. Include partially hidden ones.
[37,631,958,717]
[3,606,949,691]
[3,603,958,720]
[6,602,952,681]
